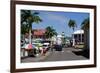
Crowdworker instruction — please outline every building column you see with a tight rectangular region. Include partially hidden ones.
[81,33,82,44]
[73,34,75,46]
[77,34,79,44]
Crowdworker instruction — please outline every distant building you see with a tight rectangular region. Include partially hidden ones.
[51,35,57,44]
[56,35,63,45]
[32,29,46,39]
[51,35,63,45]
[72,30,84,46]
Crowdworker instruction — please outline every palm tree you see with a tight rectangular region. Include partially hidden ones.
[68,19,77,31]
[21,23,29,34]
[45,26,57,40]
[21,10,42,44]
[81,18,89,29]
[68,19,77,46]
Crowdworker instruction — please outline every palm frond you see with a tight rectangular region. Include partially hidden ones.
[68,19,77,31]
[81,17,89,29]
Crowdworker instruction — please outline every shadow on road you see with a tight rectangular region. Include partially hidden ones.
[72,49,89,59]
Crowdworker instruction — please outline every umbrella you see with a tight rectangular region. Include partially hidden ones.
[24,44,33,50]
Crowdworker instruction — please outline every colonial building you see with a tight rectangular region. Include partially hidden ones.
[72,30,84,46]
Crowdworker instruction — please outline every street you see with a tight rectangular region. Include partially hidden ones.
[21,47,88,63]
[42,47,87,62]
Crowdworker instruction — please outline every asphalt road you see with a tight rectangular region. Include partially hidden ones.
[21,47,88,63]
[41,47,87,62]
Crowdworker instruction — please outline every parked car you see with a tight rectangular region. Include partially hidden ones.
[42,40,51,51]
[43,43,50,51]
[53,44,62,51]
[32,41,43,56]
[65,40,71,47]
[21,40,25,46]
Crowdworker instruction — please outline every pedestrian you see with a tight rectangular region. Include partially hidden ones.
[70,40,73,47]
[42,47,46,56]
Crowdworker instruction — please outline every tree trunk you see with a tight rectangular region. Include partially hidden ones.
[29,29,31,44]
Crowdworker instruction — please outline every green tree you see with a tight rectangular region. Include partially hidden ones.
[45,26,57,40]
[21,10,42,44]
[81,17,89,29]
[68,19,77,46]
[68,19,77,31]
[21,23,29,34]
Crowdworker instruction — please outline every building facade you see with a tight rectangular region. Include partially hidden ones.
[72,30,84,46]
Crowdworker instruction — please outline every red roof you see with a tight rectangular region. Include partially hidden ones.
[32,29,46,36]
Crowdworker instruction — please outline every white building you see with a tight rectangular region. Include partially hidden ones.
[56,35,62,45]
[72,30,84,46]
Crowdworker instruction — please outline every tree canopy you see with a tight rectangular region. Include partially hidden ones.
[45,26,57,39]
[81,17,89,29]
[68,19,77,31]
[21,10,42,34]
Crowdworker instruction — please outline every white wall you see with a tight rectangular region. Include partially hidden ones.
[0,0,100,73]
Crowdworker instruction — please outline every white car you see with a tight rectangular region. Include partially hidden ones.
[42,41,50,51]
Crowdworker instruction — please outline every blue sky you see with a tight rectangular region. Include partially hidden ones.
[32,10,89,37]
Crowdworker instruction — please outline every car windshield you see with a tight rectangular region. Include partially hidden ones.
[43,45,47,46]
[41,41,51,43]
[33,40,42,43]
